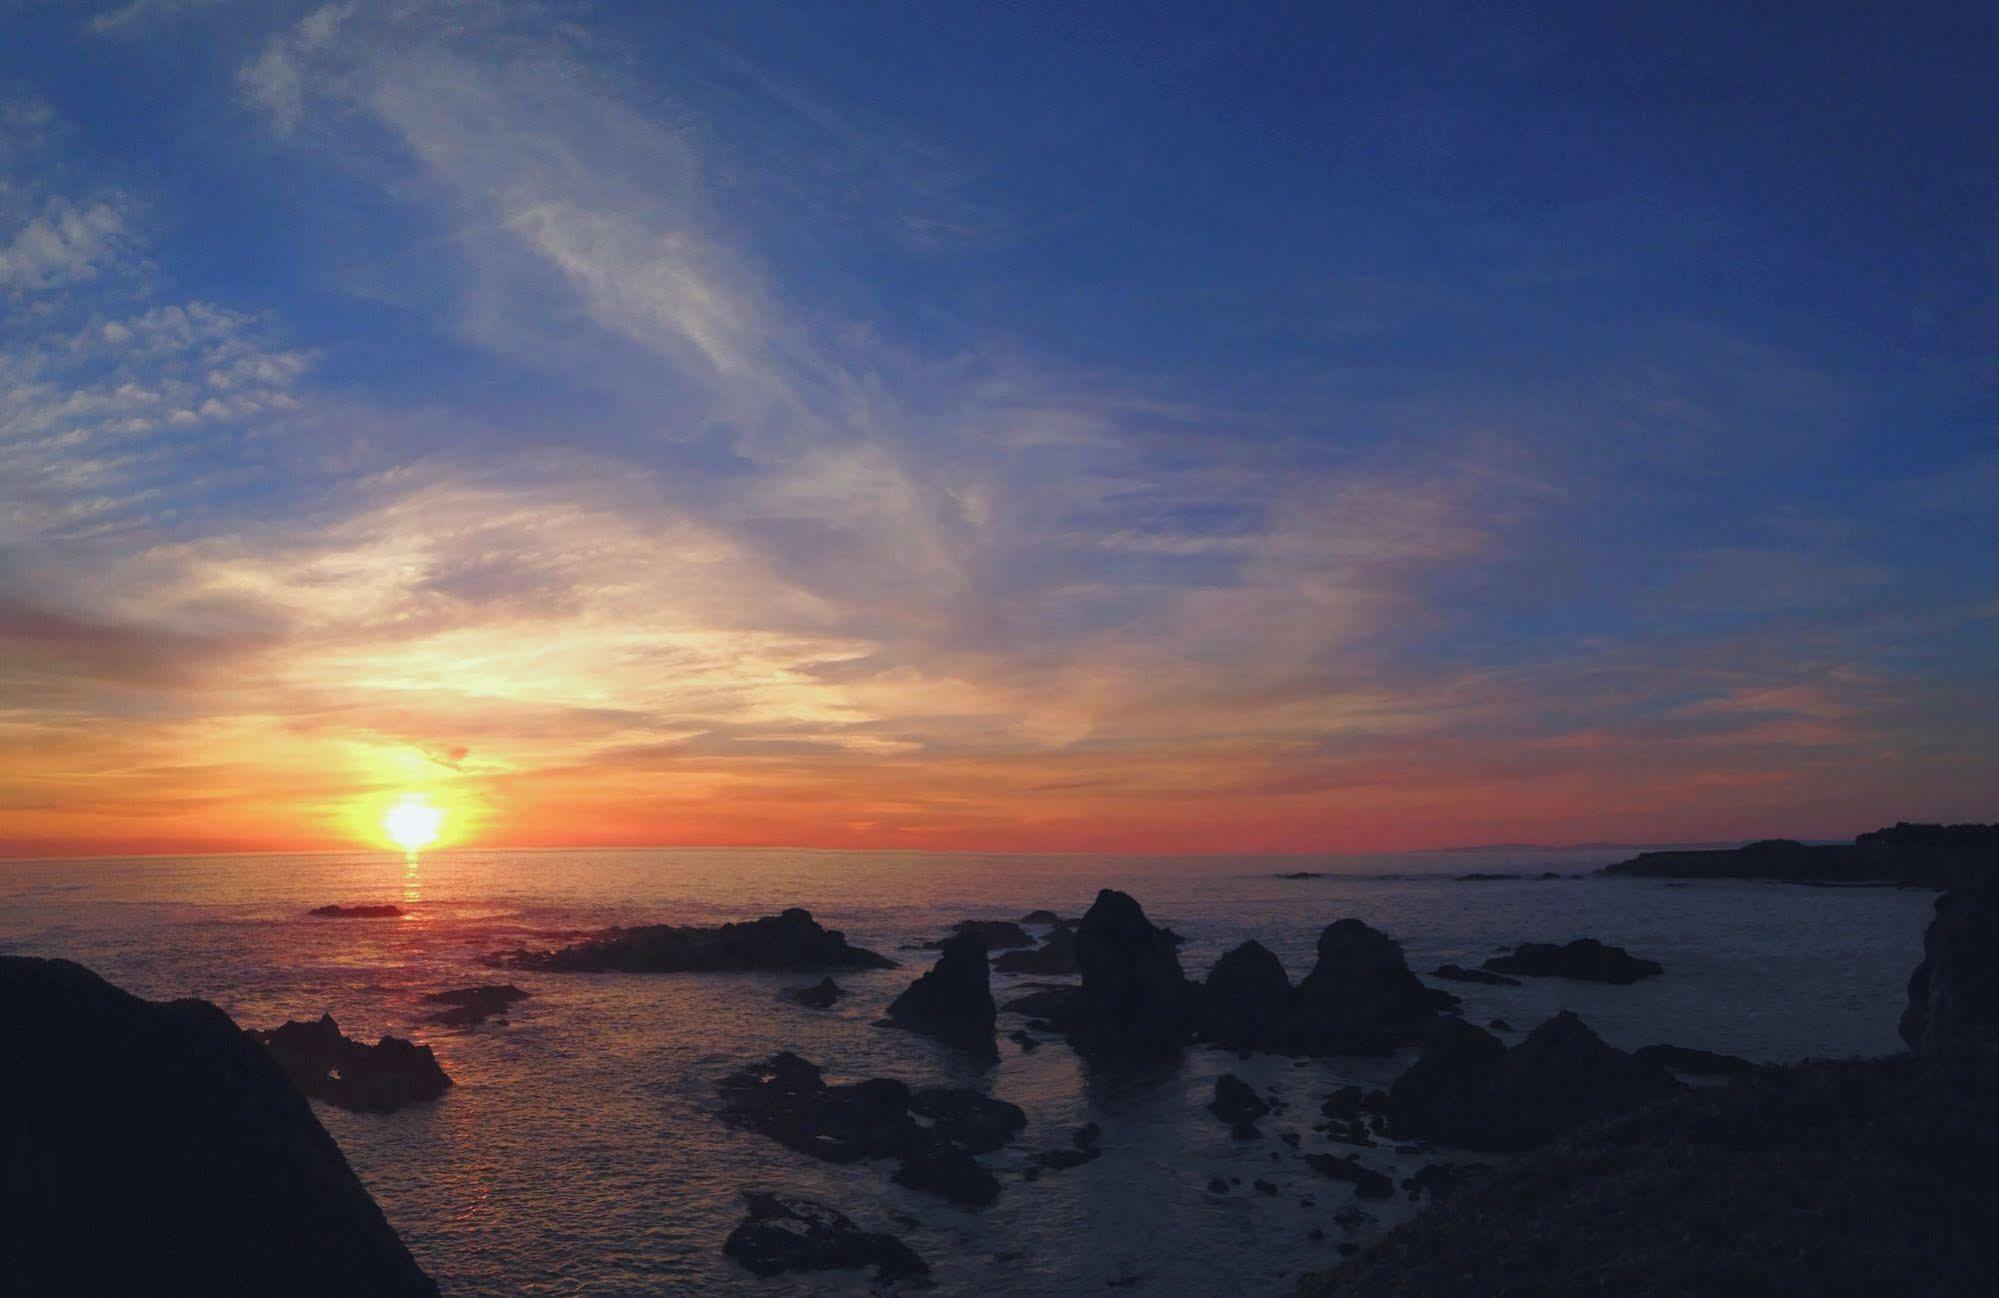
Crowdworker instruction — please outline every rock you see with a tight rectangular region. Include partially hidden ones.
[785,977,844,1009]
[1488,1018,1513,1032]
[999,984,1086,1027]
[1901,879,1999,1055]
[1429,963,1520,986]
[1634,1043,1757,1077]
[1387,1012,1680,1151]
[1304,1154,1394,1199]
[500,908,895,973]
[308,904,403,918]
[908,1087,1025,1153]
[893,1150,1002,1207]
[993,924,1078,975]
[1483,938,1663,984]
[1207,1176,1229,1194]
[1231,1118,1264,1140]
[717,1052,921,1163]
[1603,823,1999,886]
[1032,1146,1099,1171]
[1277,871,1327,879]
[1071,889,1194,1061]
[1454,873,1521,882]
[722,1191,928,1281]
[1403,1161,1489,1203]
[253,1014,451,1113]
[1197,940,1292,1050]
[1254,1178,1278,1195]
[1288,919,1457,1054]
[883,933,997,1054]
[0,956,437,1297]
[1074,1122,1102,1149]
[1320,1085,1366,1121]
[421,984,529,1026]
[1008,1028,1040,1052]
[927,920,1036,950]
[1210,1073,1273,1125]
[1018,909,1063,925]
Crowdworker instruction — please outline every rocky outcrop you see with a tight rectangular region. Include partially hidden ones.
[0,956,438,1297]
[499,908,895,973]
[993,923,1078,974]
[723,1192,927,1281]
[1197,940,1292,1050]
[1484,939,1662,984]
[1387,1012,1680,1151]
[1288,919,1458,1054]
[309,903,403,918]
[1305,1153,1394,1199]
[1901,879,1999,1054]
[1633,1043,1756,1077]
[927,920,1034,950]
[892,1150,1002,1206]
[1430,963,1519,986]
[882,933,997,1054]
[421,984,529,1026]
[1209,1073,1272,1126]
[1071,889,1194,1061]
[1303,1052,1999,1298]
[785,977,844,1009]
[254,1014,452,1112]
[1018,909,1064,925]
[1603,823,1999,887]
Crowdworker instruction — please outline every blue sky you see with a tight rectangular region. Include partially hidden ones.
[2,1,1994,854]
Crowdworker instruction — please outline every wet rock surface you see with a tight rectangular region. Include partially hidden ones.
[722,1191,928,1281]
[1901,878,1999,1054]
[254,1014,452,1112]
[883,932,998,1054]
[421,984,529,1027]
[499,908,896,973]
[1483,938,1663,984]
[0,956,438,1297]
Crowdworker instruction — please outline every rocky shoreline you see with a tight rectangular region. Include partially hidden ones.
[1602,821,1998,886]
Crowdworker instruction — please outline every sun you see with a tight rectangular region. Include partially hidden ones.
[383,794,444,855]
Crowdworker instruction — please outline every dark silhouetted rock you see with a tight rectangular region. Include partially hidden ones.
[1430,963,1520,986]
[0,957,437,1297]
[883,933,997,1054]
[1484,938,1663,984]
[993,923,1078,974]
[1071,889,1193,1061]
[1403,1162,1489,1203]
[1388,1011,1680,1151]
[1018,909,1063,925]
[1008,1028,1039,1052]
[999,984,1086,1026]
[254,1014,451,1113]
[501,908,895,973]
[1488,1018,1513,1032]
[309,903,403,918]
[1604,823,1999,887]
[1634,1043,1756,1077]
[717,1053,919,1164]
[1277,871,1327,879]
[1902,879,1999,1055]
[785,977,844,1009]
[1454,873,1521,882]
[723,1191,928,1281]
[1033,1146,1100,1171]
[421,984,529,1026]
[893,1150,1001,1206]
[1198,940,1292,1050]
[1288,919,1457,1054]
[909,1086,1025,1153]
[1305,1153,1394,1199]
[927,920,1034,950]
[1302,1053,1999,1298]
[1209,1073,1272,1125]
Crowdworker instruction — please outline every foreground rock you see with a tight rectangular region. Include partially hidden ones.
[1071,889,1195,1061]
[1288,920,1458,1054]
[254,1015,451,1112]
[1603,822,1999,887]
[309,903,402,918]
[422,984,529,1026]
[1197,940,1292,1050]
[1484,938,1663,984]
[1209,1073,1272,1125]
[1304,1052,1999,1298]
[716,1052,1019,1204]
[1387,1012,1679,1151]
[723,1191,927,1282]
[0,956,438,1297]
[499,908,896,973]
[882,933,997,1054]
[1901,878,1999,1054]
[785,977,844,1009]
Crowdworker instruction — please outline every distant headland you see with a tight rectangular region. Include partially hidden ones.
[1601,822,1999,888]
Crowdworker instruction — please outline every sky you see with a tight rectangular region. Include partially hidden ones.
[1,1,1995,858]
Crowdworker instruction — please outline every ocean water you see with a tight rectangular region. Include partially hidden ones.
[0,847,1940,1296]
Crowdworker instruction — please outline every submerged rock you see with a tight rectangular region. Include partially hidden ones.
[1071,889,1194,1061]
[883,933,997,1054]
[1429,963,1520,986]
[1901,879,1999,1055]
[500,908,896,973]
[1387,1011,1680,1151]
[0,956,438,1297]
[785,977,844,1009]
[1197,940,1292,1050]
[254,1014,451,1113]
[421,984,529,1027]
[1484,938,1663,984]
[722,1191,928,1281]
[993,923,1078,975]
[1288,919,1457,1055]
[308,903,403,918]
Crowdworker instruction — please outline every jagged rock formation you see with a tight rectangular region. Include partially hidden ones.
[498,908,896,973]
[1070,889,1194,1061]
[1901,879,1999,1054]
[0,957,437,1297]
[723,1192,927,1281]
[1484,939,1663,984]
[1197,940,1293,1050]
[1289,920,1460,1053]
[421,984,529,1026]
[993,922,1078,974]
[882,933,997,1054]
[253,1014,452,1112]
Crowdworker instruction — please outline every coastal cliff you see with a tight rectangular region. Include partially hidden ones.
[1601,821,1998,886]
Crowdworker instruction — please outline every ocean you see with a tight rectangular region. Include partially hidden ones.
[0,847,1938,1296]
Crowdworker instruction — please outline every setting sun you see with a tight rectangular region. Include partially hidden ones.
[383,795,444,855]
